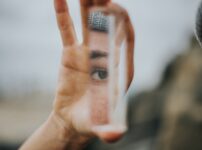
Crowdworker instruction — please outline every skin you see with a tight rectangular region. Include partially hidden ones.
[20,0,134,150]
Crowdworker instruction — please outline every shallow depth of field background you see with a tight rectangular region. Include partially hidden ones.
[0,0,202,150]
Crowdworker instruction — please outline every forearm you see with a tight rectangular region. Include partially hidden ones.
[20,112,90,150]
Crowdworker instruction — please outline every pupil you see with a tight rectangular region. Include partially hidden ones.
[98,71,107,79]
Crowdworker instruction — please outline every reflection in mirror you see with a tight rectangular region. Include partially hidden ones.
[87,8,128,136]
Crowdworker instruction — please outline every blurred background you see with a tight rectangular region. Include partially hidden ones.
[0,0,202,149]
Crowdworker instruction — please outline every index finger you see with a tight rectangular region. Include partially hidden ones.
[54,0,77,46]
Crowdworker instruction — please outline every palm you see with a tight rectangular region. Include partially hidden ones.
[54,45,92,132]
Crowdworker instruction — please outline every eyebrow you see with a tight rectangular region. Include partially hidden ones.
[90,50,108,59]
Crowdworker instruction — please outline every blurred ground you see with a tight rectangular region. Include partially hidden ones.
[0,94,52,149]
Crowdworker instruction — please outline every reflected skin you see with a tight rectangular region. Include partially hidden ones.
[89,30,110,125]
[89,30,125,142]
[20,0,134,150]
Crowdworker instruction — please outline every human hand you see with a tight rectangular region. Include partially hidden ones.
[53,0,135,143]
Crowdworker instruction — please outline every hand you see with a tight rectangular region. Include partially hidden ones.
[20,1,134,150]
[53,0,135,143]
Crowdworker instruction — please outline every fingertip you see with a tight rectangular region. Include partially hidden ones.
[54,0,67,13]
[80,0,93,7]
[92,126,126,143]
[99,132,124,143]
[93,0,111,6]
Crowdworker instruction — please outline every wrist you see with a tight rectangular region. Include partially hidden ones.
[48,112,93,149]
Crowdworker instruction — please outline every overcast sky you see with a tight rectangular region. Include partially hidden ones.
[0,0,201,95]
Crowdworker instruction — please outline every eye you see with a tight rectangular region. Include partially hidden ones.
[91,68,108,81]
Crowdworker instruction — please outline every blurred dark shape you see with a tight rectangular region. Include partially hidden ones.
[0,143,19,150]
[196,1,202,45]
[85,36,202,150]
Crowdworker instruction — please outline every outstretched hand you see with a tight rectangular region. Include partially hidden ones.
[20,0,134,150]
[53,0,135,143]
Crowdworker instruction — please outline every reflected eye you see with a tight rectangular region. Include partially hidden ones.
[91,68,108,81]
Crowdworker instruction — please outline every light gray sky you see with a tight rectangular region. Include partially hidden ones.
[0,0,201,95]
